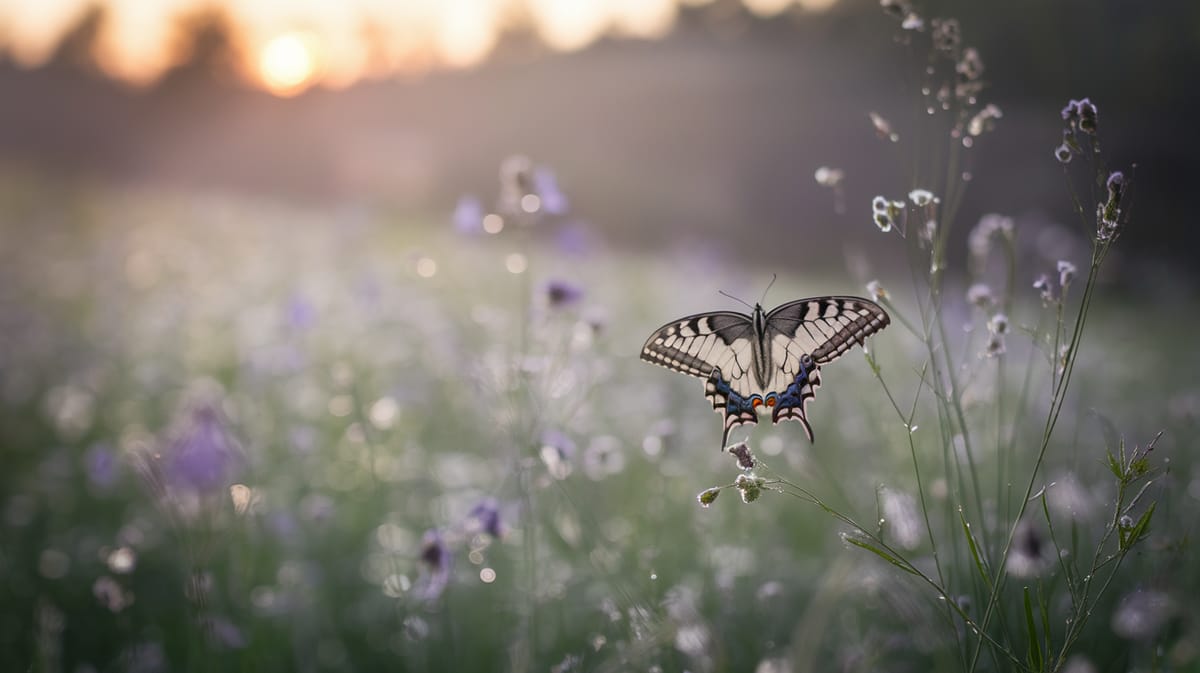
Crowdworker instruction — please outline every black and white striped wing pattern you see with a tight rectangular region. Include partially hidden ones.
[640,312,764,444]
[639,312,754,382]
[763,296,891,366]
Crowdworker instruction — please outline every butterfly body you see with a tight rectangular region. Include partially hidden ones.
[642,296,889,447]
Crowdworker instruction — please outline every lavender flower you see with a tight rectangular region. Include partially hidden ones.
[164,403,243,495]
[468,499,504,539]
[1061,98,1098,134]
[931,18,961,52]
[285,293,317,331]
[534,167,569,215]
[84,442,119,489]
[1057,260,1077,288]
[417,529,450,600]
[543,279,585,309]
[987,313,1009,335]
[1033,274,1054,304]
[1006,518,1050,577]
[727,441,756,470]
[1098,170,1126,238]
[966,283,993,308]
[452,195,484,235]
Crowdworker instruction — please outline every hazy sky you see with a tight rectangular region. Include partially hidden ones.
[0,0,837,94]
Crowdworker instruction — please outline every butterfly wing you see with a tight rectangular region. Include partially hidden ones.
[761,297,890,441]
[640,311,763,447]
[765,296,891,365]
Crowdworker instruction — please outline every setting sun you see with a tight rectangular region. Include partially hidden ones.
[258,32,319,96]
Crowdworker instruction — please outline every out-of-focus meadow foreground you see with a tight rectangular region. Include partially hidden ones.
[1,1,1198,672]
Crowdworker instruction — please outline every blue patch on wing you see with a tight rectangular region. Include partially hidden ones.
[712,376,759,417]
[768,362,820,442]
[705,369,761,449]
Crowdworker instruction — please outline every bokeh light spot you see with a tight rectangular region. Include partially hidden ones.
[505,253,528,274]
[482,213,505,234]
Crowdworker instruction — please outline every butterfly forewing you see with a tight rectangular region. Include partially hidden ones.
[765,296,890,365]
[641,311,754,381]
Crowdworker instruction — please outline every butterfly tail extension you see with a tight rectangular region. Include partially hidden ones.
[770,366,822,443]
[706,369,759,451]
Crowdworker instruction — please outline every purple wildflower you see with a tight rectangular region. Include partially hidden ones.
[727,441,756,470]
[544,279,584,309]
[285,294,317,331]
[1062,98,1098,134]
[468,499,504,539]
[165,403,242,495]
[452,195,484,235]
[554,222,594,257]
[534,167,569,215]
[84,442,119,489]
[417,529,450,600]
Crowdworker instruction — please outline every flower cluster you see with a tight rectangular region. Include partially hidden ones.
[967,213,1014,275]
[453,154,571,236]
[1097,171,1125,241]
[908,188,940,244]
[871,195,906,233]
[1055,98,1098,164]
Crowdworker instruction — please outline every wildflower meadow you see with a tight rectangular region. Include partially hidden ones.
[1,3,1197,673]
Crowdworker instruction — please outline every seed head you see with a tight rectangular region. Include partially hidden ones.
[956,48,984,82]
[984,333,1006,358]
[1033,274,1054,304]
[1061,98,1098,134]
[1077,99,1098,133]
[814,166,845,187]
[1054,143,1073,164]
[931,18,961,52]
[987,313,1009,335]
[727,441,756,469]
[966,283,993,308]
[967,104,1002,137]
[908,189,937,207]
[697,488,721,508]
[734,473,766,503]
[880,0,911,20]
[1057,260,1077,288]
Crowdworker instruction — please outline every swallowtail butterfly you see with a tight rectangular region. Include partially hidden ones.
[641,296,889,448]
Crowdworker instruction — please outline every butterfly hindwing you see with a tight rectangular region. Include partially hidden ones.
[704,368,761,448]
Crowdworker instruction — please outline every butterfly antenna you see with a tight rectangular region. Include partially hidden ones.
[717,289,754,310]
[759,274,778,305]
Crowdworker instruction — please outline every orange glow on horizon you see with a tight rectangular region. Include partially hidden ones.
[0,0,841,91]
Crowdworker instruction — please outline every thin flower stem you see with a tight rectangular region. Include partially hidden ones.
[968,241,1108,671]
[770,480,1026,670]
